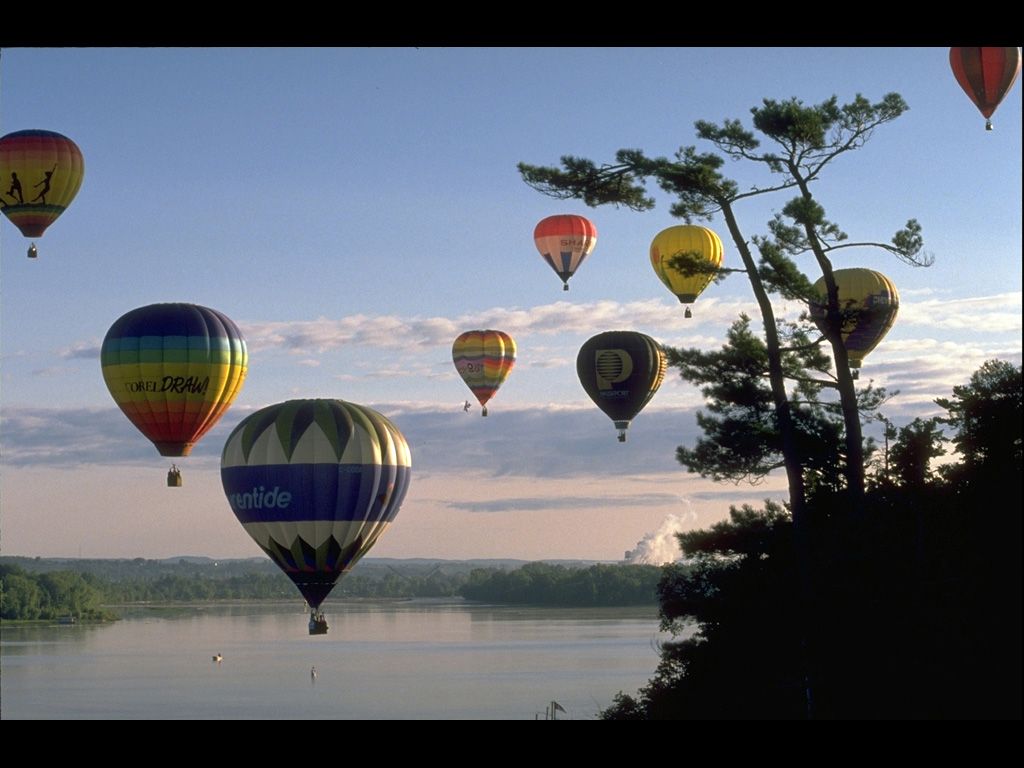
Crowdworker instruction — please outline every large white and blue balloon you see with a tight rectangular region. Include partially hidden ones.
[221,399,412,608]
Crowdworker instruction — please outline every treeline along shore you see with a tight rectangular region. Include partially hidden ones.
[0,557,667,620]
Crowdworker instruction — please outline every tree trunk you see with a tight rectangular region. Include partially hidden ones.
[721,200,815,718]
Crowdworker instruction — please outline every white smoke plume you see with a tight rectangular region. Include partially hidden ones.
[624,505,699,565]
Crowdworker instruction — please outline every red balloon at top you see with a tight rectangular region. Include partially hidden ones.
[949,47,1022,130]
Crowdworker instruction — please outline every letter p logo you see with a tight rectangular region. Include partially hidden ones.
[594,349,633,390]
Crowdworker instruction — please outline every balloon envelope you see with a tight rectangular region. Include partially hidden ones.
[220,399,412,609]
[650,225,724,305]
[0,129,84,238]
[101,303,248,456]
[452,330,516,416]
[577,331,667,441]
[534,214,598,290]
[949,47,1022,128]
[810,268,899,369]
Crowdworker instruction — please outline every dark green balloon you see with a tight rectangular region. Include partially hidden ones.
[577,331,667,442]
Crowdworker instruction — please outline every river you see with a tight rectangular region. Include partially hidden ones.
[1,599,681,719]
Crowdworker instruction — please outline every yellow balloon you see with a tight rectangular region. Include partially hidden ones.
[810,268,899,369]
[650,225,724,305]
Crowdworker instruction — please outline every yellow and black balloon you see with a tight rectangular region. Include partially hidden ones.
[810,268,899,371]
[577,331,667,442]
[0,130,84,255]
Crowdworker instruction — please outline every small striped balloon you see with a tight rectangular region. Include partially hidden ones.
[452,330,516,416]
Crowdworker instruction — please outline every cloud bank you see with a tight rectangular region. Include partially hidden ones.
[0,403,698,476]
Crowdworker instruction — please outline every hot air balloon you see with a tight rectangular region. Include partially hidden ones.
[534,214,598,291]
[949,47,1022,130]
[452,330,516,416]
[101,303,248,473]
[577,331,667,442]
[650,225,724,317]
[810,268,899,372]
[0,130,84,256]
[220,399,412,632]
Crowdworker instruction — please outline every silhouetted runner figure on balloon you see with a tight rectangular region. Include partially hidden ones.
[31,165,56,204]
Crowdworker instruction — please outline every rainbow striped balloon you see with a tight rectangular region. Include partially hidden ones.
[221,399,412,609]
[101,303,248,456]
[452,330,516,416]
[0,129,84,238]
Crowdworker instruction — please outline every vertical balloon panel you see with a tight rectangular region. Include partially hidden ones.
[220,399,412,609]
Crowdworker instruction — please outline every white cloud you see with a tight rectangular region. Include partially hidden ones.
[30,366,79,378]
[444,492,684,514]
[897,292,1022,332]
[0,403,697,475]
[237,297,761,357]
[59,340,102,360]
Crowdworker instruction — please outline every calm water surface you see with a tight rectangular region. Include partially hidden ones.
[2,600,678,719]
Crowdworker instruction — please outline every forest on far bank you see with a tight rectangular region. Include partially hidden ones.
[0,558,665,620]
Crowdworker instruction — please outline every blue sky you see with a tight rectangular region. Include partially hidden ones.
[1,47,1020,561]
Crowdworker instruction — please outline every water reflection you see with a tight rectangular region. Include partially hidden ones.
[2,599,683,720]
